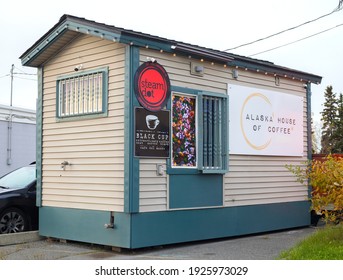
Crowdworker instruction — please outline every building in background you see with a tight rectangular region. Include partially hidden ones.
[0,105,36,176]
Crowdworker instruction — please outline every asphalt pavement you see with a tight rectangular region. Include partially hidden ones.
[0,222,325,260]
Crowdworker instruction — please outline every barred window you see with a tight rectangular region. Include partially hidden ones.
[57,68,108,118]
[199,94,228,173]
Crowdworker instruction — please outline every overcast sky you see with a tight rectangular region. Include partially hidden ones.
[1,0,342,123]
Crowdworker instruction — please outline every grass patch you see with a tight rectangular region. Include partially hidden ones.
[279,224,343,260]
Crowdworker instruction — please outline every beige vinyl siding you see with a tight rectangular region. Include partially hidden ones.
[224,156,308,206]
[41,34,126,212]
[139,159,168,212]
[138,49,309,212]
[224,72,308,207]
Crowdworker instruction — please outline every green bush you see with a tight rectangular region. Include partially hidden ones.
[287,155,343,223]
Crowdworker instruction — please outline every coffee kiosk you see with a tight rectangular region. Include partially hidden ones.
[20,14,322,248]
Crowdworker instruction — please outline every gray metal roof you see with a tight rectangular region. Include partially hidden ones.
[20,14,322,84]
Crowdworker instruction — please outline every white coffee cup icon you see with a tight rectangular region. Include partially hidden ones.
[146,115,160,130]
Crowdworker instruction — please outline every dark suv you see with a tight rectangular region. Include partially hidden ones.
[0,163,37,234]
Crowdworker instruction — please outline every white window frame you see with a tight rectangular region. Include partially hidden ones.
[171,92,198,169]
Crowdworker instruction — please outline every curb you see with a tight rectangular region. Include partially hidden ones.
[0,231,44,246]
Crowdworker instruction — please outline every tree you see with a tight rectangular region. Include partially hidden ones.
[333,93,343,153]
[320,85,337,153]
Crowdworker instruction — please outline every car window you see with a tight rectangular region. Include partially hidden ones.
[0,166,36,189]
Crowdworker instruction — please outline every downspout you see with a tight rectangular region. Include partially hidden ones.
[306,81,314,221]
[306,82,312,161]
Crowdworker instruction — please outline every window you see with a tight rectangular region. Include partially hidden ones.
[199,93,228,173]
[172,94,197,168]
[57,67,108,118]
[171,91,228,173]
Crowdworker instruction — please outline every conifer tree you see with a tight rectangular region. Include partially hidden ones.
[320,85,337,153]
[333,93,343,153]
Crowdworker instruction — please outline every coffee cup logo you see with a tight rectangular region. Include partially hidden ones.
[146,115,160,130]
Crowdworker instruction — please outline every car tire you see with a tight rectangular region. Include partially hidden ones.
[0,208,29,234]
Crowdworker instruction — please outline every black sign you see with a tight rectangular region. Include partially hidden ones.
[134,107,170,158]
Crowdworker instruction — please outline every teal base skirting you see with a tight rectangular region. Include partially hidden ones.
[39,201,311,249]
[39,207,131,248]
[131,201,311,248]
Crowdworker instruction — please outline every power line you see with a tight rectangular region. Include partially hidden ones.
[223,1,343,52]
[250,22,343,57]
[13,72,37,76]
[13,65,36,76]
[13,76,37,81]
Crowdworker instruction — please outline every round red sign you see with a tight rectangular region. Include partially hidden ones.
[134,62,171,112]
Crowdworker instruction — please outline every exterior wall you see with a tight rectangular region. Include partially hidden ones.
[0,105,36,176]
[138,49,308,212]
[138,49,229,212]
[41,34,126,211]
[224,77,308,207]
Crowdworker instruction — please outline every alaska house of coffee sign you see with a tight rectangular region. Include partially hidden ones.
[228,84,304,156]
[135,107,170,158]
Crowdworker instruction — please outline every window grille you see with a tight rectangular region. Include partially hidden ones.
[200,95,228,173]
[57,68,107,118]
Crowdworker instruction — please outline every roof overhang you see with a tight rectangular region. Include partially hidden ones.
[20,14,322,85]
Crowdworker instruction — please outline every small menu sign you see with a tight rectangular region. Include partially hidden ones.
[134,107,170,158]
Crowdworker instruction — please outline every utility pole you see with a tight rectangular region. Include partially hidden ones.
[7,64,14,165]
[10,64,14,107]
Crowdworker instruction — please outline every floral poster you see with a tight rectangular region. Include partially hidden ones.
[172,95,196,167]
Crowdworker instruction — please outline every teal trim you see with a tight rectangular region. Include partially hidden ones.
[171,86,199,95]
[131,201,311,249]
[66,22,121,43]
[168,86,201,175]
[21,20,122,66]
[169,174,223,209]
[36,68,43,207]
[21,27,69,66]
[124,46,140,213]
[167,168,200,175]
[198,92,228,174]
[38,201,311,249]
[39,207,131,248]
[56,67,109,121]
[228,60,322,84]
[168,87,229,175]
[56,66,109,80]
[120,34,172,53]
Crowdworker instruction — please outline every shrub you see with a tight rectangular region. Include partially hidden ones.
[287,155,343,223]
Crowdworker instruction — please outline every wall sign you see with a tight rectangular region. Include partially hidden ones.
[135,107,170,158]
[228,84,304,156]
[134,62,171,112]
